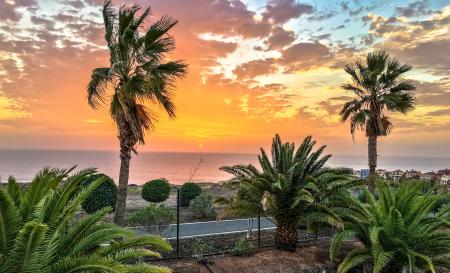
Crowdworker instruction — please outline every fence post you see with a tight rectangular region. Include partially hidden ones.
[257,216,261,248]
[176,188,180,258]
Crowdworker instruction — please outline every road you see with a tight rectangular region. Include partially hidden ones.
[129,218,276,239]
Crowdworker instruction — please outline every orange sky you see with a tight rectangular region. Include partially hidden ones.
[0,0,449,157]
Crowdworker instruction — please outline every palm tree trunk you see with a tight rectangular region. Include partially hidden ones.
[275,222,298,251]
[113,119,134,226]
[368,135,377,193]
[113,148,131,226]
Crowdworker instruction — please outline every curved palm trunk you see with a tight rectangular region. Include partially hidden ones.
[368,135,377,193]
[113,120,134,226]
[275,222,298,251]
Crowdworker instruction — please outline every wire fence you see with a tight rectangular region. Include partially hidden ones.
[127,188,336,260]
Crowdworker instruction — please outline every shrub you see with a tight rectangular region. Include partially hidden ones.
[231,238,255,256]
[189,192,216,219]
[142,178,171,203]
[81,173,117,214]
[128,203,175,235]
[179,182,202,207]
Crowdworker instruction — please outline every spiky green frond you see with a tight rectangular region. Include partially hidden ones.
[332,180,450,273]
[0,168,171,273]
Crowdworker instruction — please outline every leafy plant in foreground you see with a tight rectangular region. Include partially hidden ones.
[331,181,450,273]
[219,134,355,250]
[0,167,171,273]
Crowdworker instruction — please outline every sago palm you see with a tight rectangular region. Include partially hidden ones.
[330,181,450,273]
[340,51,416,192]
[0,167,172,273]
[219,134,355,250]
[87,0,187,225]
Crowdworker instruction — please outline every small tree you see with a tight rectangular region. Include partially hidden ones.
[189,192,216,219]
[142,178,171,203]
[82,173,117,214]
[179,182,202,207]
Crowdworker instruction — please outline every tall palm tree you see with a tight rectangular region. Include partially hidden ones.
[0,167,171,273]
[219,134,355,250]
[340,51,415,192]
[330,181,450,273]
[87,0,187,225]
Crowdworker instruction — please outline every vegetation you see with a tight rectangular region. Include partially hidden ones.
[142,178,171,203]
[231,238,255,256]
[331,181,450,273]
[87,0,187,225]
[81,173,117,214]
[179,182,202,207]
[0,167,171,273]
[219,134,355,251]
[128,203,175,236]
[340,51,416,192]
[189,192,216,220]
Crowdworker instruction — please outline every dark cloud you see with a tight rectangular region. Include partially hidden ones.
[262,0,313,24]
[233,58,277,79]
[279,42,330,71]
[307,11,336,21]
[329,96,354,102]
[264,26,296,50]
[395,0,434,17]
[318,101,341,115]
[0,0,37,21]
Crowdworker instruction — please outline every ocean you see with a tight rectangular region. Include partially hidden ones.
[0,149,449,184]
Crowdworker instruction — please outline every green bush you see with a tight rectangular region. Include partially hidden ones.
[231,238,255,256]
[128,203,175,235]
[179,182,202,207]
[82,173,117,214]
[142,178,171,203]
[189,192,216,219]
[191,238,215,262]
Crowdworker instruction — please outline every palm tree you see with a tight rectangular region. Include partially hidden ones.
[219,134,355,250]
[330,181,450,273]
[340,51,415,192]
[87,0,187,225]
[0,167,171,273]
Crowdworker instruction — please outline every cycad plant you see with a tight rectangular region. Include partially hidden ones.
[87,0,187,225]
[340,51,416,192]
[0,167,171,273]
[219,134,355,250]
[330,181,450,273]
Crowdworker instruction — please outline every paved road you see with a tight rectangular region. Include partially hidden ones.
[129,218,276,239]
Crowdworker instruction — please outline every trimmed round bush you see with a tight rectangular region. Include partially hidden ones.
[179,182,202,207]
[82,173,117,214]
[142,178,171,203]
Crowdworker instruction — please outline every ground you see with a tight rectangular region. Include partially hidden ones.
[156,241,355,273]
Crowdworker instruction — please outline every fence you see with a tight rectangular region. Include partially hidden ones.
[127,188,335,260]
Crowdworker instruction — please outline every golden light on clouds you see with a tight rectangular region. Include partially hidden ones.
[0,0,448,156]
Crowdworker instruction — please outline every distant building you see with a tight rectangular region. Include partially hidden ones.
[391,170,405,181]
[420,172,437,181]
[437,169,450,176]
[405,169,421,179]
[376,169,388,179]
[360,169,370,179]
[440,175,450,186]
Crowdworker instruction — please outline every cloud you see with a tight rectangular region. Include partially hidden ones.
[427,108,450,116]
[279,42,330,71]
[262,0,313,24]
[318,101,341,115]
[395,0,435,17]
[264,26,296,50]
[233,58,278,79]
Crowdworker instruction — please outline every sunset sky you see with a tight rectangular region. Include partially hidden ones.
[0,0,449,157]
